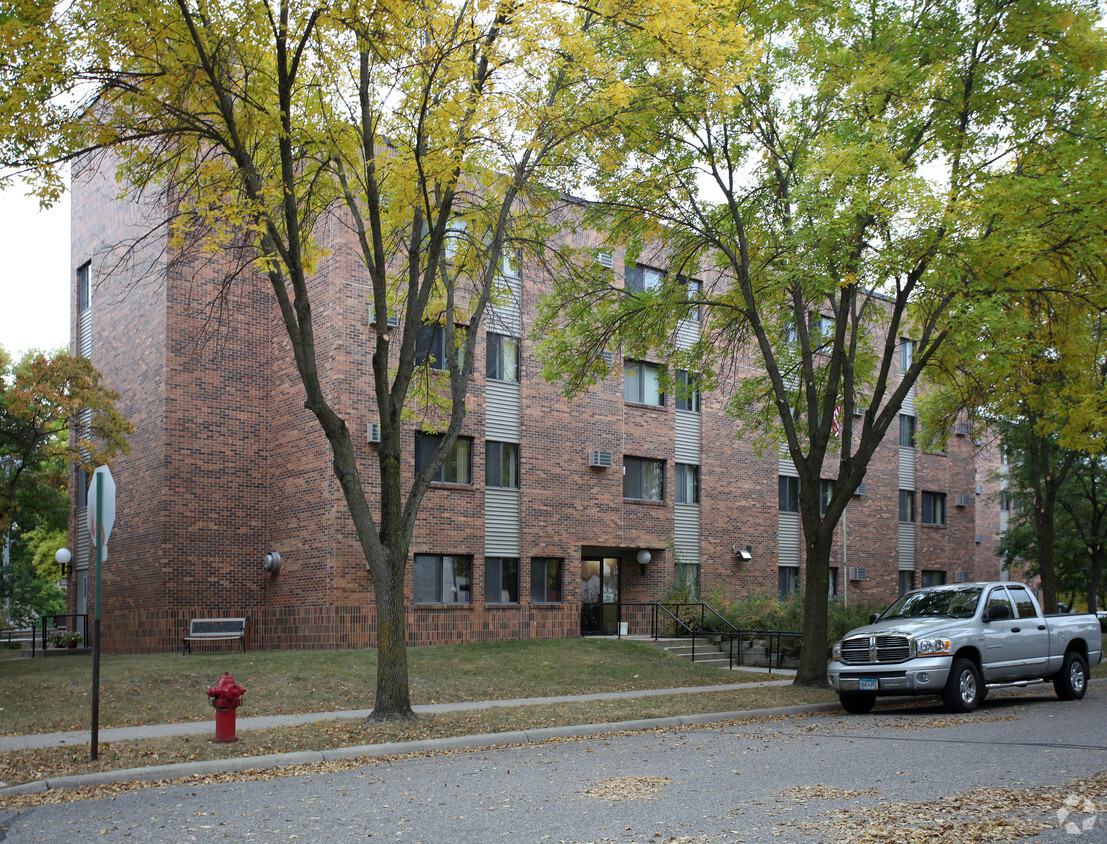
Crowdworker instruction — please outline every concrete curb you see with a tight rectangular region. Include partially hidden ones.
[0,702,841,796]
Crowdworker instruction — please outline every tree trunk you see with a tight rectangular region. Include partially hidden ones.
[370,562,414,720]
[794,513,832,687]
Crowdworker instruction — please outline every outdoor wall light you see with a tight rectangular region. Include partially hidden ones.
[636,548,652,576]
[734,545,753,563]
[55,547,72,578]
[263,551,281,575]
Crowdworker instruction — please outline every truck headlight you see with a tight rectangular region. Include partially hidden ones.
[831,640,842,660]
[915,637,951,656]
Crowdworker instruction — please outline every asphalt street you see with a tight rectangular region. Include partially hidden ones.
[2,688,1105,843]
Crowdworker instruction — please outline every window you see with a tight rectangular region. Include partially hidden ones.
[778,565,800,599]
[531,558,563,603]
[898,570,915,595]
[900,338,914,372]
[674,370,700,412]
[899,490,915,523]
[921,491,946,525]
[819,479,835,516]
[485,557,519,603]
[828,567,839,598]
[415,433,472,484]
[985,587,1013,619]
[778,476,799,512]
[625,264,664,293]
[414,554,472,604]
[809,312,833,343]
[679,277,703,322]
[486,333,519,382]
[1007,585,1038,619]
[416,324,469,372]
[624,456,664,501]
[899,414,916,448]
[921,569,946,588]
[486,441,519,489]
[77,468,88,510]
[77,262,90,313]
[500,248,521,279]
[676,464,699,504]
[676,562,701,599]
[1001,491,1017,511]
[624,361,664,406]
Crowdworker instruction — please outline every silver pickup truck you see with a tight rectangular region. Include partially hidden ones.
[827,582,1103,714]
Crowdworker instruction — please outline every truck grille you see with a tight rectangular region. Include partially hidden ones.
[839,634,912,664]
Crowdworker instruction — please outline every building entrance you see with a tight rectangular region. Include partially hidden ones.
[581,557,620,635]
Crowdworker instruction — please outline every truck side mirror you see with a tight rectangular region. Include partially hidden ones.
[984,604,1011,622]
[869,613,879,624]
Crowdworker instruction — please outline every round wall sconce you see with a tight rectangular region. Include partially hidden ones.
[55,547,72,578]
[263,551,281,575]
[636,548,652,575]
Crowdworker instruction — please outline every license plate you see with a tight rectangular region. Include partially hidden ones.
[859,678,879,691]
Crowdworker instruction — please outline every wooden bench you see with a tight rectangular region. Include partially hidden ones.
[183,618,247,654]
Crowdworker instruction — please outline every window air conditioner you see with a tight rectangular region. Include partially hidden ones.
[848,567,867,582]
[954,571,971,583]
[588,450,613,468]
[955,421,970,436]
[975,534,984,544]
[955,494,972,507]
[368,423,381,444]
[976,485,984,495]
[602,351,614,366]
[597,252,614,269]
[853,482,866,496]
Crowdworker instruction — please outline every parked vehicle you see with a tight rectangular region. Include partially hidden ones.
[827,582,1103,714]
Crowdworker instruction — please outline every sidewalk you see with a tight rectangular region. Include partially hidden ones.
[0,671,819,796]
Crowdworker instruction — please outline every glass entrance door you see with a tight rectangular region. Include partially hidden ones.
[581,557,620,635]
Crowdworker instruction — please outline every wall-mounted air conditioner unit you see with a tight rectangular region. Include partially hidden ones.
[975,534,984,544]
[853,482,866,496]
[955,421,970,436]
[955,494,972,507]
[368,423,381,444]
[954,571,971,583]
[976,485,984,495]
[848,567,867,582]
[588,450,613,468]
[602,351,614,366]
[597,252,614,269]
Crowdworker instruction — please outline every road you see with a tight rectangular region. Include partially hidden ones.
[2,688,1105,843]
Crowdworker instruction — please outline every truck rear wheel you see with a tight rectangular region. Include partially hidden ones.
[839,692,876,714]
[1053,651,1088,701]
[942,658,982,713]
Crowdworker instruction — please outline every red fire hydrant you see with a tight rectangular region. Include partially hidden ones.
[206,672,245,743]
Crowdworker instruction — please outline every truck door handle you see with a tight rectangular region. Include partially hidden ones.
[1038,625,1046,630]
[1011,627,1021,632]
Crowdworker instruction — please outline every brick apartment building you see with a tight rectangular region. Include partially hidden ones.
[66,163,1004,654]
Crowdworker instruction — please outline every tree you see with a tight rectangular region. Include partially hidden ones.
[537,0,1107,684]
[0,0,729,717]
[0,347,131,621]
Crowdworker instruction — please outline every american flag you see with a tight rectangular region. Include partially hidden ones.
[831,404,841,436]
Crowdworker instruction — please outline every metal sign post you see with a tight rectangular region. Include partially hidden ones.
[86,466,116,761]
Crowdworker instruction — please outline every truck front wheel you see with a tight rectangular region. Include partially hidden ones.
[942,658,982,713]
[839,692,876,714]
[1053,651,1088,701]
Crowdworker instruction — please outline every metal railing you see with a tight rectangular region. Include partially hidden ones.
[2,615,93,657]
[618,602,802,671]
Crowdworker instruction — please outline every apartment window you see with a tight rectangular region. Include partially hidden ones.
[500,248,521,279]
[624,361,665,406]
[416,324,469,372]
[921,491,946,525]
[778,476,800,512]
[679,277,703,322]
[899,490,915,523]
[900,338,914,372]
[77,262,91,313]
[485,557,519,604]
[77,468,88,510]
[415,433,472,484]
[898,570,916,595]
[819,479,835,516]
[899,414,916,448]
[625,264,665,293]
[486,333,519,382]
[675,464,699,504]
[677,562,701,599]
[778,565,800,599]
[530,557,563,603]
[624,456,664,501]
[1001,491,1017,511]
[921,570,947,587]
[828,567,839,598]
[809,312,833,343]
[485,441,519,489]
[414,554,472,604]
[674,370,700,412]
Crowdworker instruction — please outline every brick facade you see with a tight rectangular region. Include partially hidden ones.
[67,166,1004,653]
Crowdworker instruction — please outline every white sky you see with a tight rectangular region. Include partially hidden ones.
[0,182,71,360]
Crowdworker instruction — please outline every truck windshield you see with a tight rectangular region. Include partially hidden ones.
[879,586,983,620]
